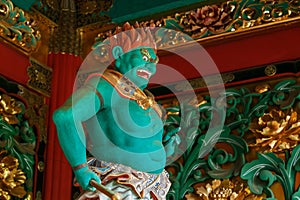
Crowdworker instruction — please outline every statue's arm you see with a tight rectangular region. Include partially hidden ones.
[53,79,104,190]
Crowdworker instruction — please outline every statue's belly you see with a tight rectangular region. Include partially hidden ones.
[84,100,166,173]
[112,101,163,136]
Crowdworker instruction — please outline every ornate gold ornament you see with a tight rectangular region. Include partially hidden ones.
[0,0,41,54]
[185,179,264,200]
[0,150,27,200]
[264,65,277,76]
[0,93,23,124]
[248,108,300,152]
[37,0,113,55]
[37,161,45,172]
[255,84,271,93]
[165,0,300,40]
[18,85,48,143]
[0,88,36,200]
[93,0,300,50]
[221,73,235,84]
[27,58,52,97]
[102,70,163,116]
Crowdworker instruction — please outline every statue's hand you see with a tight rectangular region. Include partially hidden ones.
[74,166,101,191]
[163,127,181,157]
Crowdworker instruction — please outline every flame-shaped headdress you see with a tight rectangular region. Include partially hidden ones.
[93,22,157,63]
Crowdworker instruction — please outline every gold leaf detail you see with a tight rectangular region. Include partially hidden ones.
[0,94,23,124]
[0,150,27,199]
[249,109,300,152]
[185,179,264,200]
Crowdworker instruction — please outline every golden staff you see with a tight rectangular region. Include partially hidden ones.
[89,180,122,200]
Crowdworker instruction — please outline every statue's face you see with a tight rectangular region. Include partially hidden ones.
[115,47,158,89]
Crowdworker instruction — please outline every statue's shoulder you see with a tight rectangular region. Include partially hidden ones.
[87,70,140,100]
[82,69,119,89]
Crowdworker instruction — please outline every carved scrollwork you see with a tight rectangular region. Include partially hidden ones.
[0,150,27,200]
[0,0,41,54]
[93,0,300,49]
[163,0,300,39]
[185,178,264,200]
[0,93,23,124]
[163,78,300,200]
[248,108,300,153]
[27,58,52,97]
[0,90,36,200]
[18,85,48,144]
[241,144,300,199]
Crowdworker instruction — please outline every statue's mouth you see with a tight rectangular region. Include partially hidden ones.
[137,69,151,80]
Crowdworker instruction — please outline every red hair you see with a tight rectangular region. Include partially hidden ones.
[93,22,157,63]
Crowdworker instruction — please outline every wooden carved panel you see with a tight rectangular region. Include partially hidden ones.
[154,59,300,200]
[0,75,47,200]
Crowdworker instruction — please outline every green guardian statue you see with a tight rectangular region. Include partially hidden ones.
[53,23,179,200]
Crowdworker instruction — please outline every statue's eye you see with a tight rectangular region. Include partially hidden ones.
[142,55,149,62]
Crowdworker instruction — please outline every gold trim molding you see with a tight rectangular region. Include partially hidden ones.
[173,72,235,92]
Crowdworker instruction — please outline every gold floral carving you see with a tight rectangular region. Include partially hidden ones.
[0,0,41,54]
[0,93,23,124]
[93,0,300,49]
[0,150,27,200]
[255,84,271,94]
[248,108,300,153]
[18,85,48,143]
[164,0,300,40]
[27,58,52,97]
[185,179,264,200]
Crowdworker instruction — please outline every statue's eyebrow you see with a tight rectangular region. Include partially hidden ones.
[140,48,159,63]
[140,48,151,58]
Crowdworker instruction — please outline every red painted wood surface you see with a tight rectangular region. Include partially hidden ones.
[154,25,300,84]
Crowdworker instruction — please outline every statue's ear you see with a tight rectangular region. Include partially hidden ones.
[112,46,124,60]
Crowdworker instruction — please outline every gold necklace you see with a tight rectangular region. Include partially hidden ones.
[103,70,156,110]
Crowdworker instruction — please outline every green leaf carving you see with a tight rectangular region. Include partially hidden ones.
[292,188,300,200]
[164,79,300,199]
[0,95,36,193]
[241,145,300,199]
